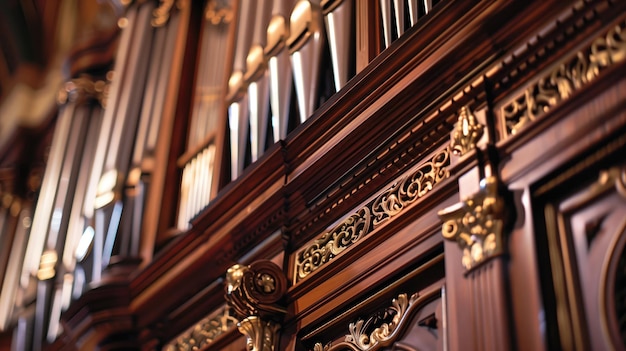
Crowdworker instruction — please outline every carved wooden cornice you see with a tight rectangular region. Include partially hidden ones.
[295,147,450,283]
[225,260,287,351]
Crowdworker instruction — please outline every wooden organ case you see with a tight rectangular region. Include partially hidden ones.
[2,0,625,350]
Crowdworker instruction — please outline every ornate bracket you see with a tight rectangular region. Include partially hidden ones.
[450,106,484,156]
[438,176,511,271]
[225,260,287,351]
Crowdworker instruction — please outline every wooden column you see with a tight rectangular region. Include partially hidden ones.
[439,105,515,351]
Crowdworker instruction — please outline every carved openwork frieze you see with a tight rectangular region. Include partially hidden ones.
[295,148,450,282]
[224,260,287,351]
[312,289,441,351]
[164,305,238,351]
[450,106,484,156]
[500,19,626,137]
[438,176,510,271]
[57,75,110,107]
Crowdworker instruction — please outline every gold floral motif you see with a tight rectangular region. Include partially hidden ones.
[296,207,371,281]
[438,176,508,271]
[501,19,626,136]
[312,289,441,351]
[450,106,484,156]
[164,305,238,351]
[151,0,175,27]
[295,148,450,282]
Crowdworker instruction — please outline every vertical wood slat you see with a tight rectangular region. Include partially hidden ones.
[464,259,512,351]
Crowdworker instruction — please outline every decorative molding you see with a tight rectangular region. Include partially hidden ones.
[312,289,441,351]
[152,0,175,27]
[295,148,450,282]
[163,305,238,351]
[438,176,509,271]
[57,76,110,107]
[450,106,483,156]
[500,18,626,137]
[225,260,287,351]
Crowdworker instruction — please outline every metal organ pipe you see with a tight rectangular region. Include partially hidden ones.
[288,0,325,122]
[228,0,257,179]
[266,0,294,142]
[246,1,272,162]
[322,0,353,92]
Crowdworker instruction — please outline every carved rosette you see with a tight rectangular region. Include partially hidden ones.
[438,176,510,271]
[57,75,110,107]
[225,260,287,351]
[450,106,484,156]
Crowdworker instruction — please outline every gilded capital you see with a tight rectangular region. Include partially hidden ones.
[438,176,511,271]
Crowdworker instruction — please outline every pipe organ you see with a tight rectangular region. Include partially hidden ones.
[176,0,443,231]
[0,0,625,350]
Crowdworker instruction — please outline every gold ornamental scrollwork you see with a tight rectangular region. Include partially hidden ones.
[312,288,441,351]
[164,305,238,351]
[57,75,110,107]
[224,260,287,351]
[501,19,626,137]
[438,176,510,271]
[295,148,450,282]
[450,106,484,156]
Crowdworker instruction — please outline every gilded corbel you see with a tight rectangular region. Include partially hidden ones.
[225,260,287,351]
